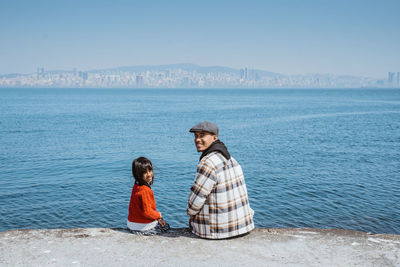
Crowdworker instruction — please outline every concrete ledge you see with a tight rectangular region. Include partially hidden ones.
[1,228,399,266]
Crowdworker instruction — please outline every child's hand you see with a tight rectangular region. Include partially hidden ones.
[158,218,166,228]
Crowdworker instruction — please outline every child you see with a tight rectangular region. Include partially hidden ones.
[127,157,169,234]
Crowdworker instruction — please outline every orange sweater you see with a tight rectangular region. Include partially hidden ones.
[128,184,161,223]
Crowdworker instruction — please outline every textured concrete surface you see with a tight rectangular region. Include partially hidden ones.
[1,227,399,266]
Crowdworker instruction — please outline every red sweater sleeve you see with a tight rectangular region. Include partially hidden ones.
[138,188,161,220]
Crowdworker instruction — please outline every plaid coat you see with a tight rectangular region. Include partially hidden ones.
[187,151,254,239]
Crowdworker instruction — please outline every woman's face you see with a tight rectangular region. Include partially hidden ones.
[143,170,154,184]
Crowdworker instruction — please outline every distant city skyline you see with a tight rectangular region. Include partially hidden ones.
[1,0,399,78]
[2,62,399,78]
[1,63,398,89]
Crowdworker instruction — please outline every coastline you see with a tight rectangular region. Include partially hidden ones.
[1,227,399,266]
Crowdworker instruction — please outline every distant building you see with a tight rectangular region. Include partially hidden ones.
[136,75,143,87]
[245,68,248,80]
[36,67,45,79]
[240,69,245,79]
[183,76,189,87]
[397,72,400,86]
[388,72,395,85]
[248,69,256,81]
[77,71,88,81]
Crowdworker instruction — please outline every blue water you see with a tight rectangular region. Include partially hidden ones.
[0,88,399,234]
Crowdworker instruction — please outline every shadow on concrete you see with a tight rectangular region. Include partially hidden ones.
[110,227,200,239]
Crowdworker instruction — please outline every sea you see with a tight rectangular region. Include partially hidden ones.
[0,88,399,234]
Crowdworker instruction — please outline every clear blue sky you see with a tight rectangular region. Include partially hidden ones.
[1,0,399,77]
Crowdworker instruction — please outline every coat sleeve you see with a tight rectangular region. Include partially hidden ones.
[187,159,217,216]
[139,190,161,220]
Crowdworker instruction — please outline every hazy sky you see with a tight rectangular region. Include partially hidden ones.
[1,0,399,77]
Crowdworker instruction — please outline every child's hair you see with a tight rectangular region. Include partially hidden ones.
[132,157,153,186]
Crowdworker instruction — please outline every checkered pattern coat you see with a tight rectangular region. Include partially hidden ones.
[187,151,255,239]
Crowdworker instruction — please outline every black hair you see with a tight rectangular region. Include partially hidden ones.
[132,157,153,186]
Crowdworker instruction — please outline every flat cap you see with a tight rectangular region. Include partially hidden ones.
[189,121,219,135]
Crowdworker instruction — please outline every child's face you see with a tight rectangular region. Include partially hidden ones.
[143,170,154,184]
